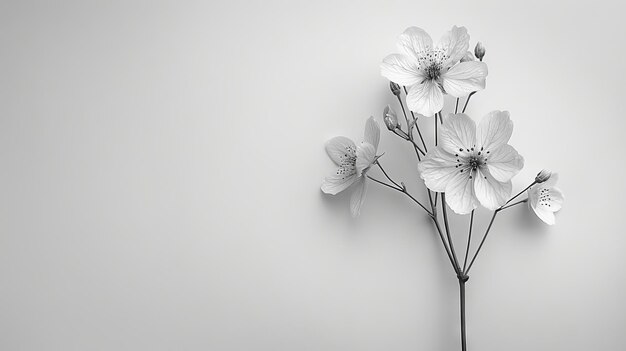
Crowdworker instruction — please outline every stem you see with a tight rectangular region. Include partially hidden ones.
[459,278,467,351]
[430,215,459,274]
[395,95,426,156]
[462,92,475,113]
[465,210,498,274]
[367,176,432,216]
[434,115,438,146]
[441,194,460,270]
[376,161,402,189]
[402,87,428,153]
[500,199,527,211]
[462,210,475,272]
[455,98,460,114]
[505,182,536,206]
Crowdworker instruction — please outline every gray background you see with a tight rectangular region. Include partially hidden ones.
[1,0,625,350]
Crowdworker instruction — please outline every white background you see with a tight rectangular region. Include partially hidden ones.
[1,1,625,350]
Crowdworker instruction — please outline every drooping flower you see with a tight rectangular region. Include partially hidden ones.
[321,117,380,217]
[380,26,488,117]
[528,173,564,225]
[417,111,524,214]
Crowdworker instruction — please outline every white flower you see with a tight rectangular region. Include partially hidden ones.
[321,117,380,217]
[417,111,524,214]
[381,26,488,117]
[528,173,564,225]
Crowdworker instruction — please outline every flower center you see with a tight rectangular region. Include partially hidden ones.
[425,64,441,81]
[468,156,481,170]
[454,147,490,180]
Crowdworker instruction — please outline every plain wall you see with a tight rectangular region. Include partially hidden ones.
[1,0,625,350]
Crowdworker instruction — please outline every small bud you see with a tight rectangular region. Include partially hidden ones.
[383,105,399,131]
[535,169,552,183]
[389,81,402,96]
[460,51,475,63]
[474,42,485,61]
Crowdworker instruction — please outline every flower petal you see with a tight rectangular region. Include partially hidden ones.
[548,187,564,211]
[531,206,556,225]
[477,111,513,152]
[444,169,477,214]
[474,168,511,210]
[397,27,433,61]
[325,136,356,166]
[440,113,476,156]
[381,54,424,87]
[441,61,488,97]
[321,173,357,195]
[356,142,376,177]
[418,147,459,192]
[485,144,524,182]
[406,80,443,117]
[350,176,368,217]
[363,117,380,150]
[437,26,470,68]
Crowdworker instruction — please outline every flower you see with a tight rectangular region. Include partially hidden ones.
[474,42,486,61]
[383,105,399,131]
[321,117,380,217]
[380,26,488,117]
[417,111,524,214]
[528,173,564,225]
[389,81,402,96]
[534,169,552,183]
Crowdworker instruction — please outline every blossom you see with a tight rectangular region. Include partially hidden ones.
[381,26,488,117]
[528,173,564,225]
[321,117,380,217]
[417,111,524,214]
[534,169,552,183]
[383,105,399,131]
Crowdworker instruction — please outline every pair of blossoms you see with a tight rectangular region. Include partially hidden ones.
[321,25,563,224]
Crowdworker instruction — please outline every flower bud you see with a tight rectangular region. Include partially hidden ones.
[460,51,475,62]
[383,105,399,131]
[474,42,485,61]
[535,169,552,183]
[389,81,402,96]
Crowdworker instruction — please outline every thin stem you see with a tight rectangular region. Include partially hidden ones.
[505,182,536,206]
[500,198,528,211]
[455,98,460,114]
[465,210,498,274]
[395,95,426,156]
[459,279,467,351]
[430,215,459,274]
[367,176,432,216]
[441,194,460,271]
[462,210,475,272]
[434,114,438,146]
[461,92,475,113]
[396,95,411,133]
[376,161,401,189]
[403,87,428,153]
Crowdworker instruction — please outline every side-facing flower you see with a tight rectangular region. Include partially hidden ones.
[321,117,380,217]
[417,111,524,214]
[381,26,488,117]
[528,173,564,225]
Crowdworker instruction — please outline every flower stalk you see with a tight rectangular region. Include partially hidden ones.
[322,25,563,351]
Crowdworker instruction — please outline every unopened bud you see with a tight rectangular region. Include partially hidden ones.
[474,42,485,61]
[460,51,475,63]
[389,81,402,96]
[535,169,552,183]
[383,105,399,131]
